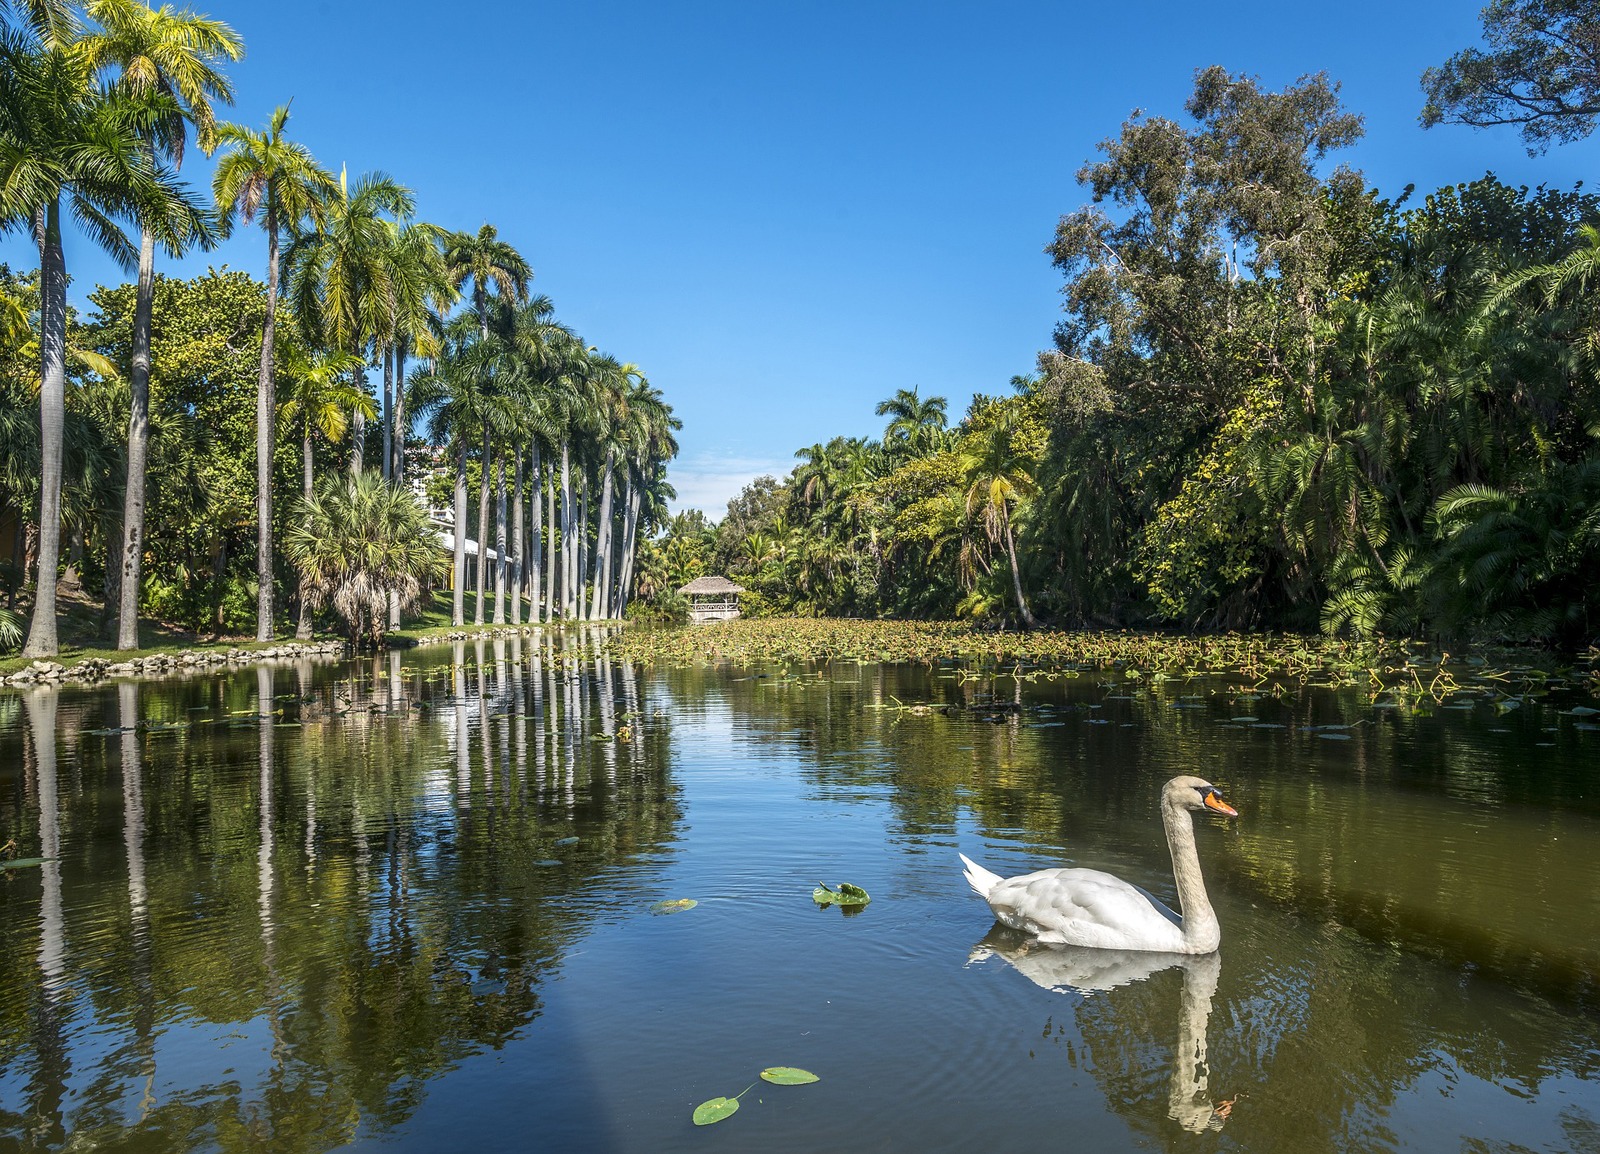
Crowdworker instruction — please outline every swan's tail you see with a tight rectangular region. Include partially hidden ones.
[959,853,1004,900]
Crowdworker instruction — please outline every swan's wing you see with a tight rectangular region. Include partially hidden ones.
[986,868,1186,952]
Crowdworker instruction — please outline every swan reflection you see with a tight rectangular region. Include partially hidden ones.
[969,927,1227,1133]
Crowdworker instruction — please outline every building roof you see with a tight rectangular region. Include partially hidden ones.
[678,575,746,595]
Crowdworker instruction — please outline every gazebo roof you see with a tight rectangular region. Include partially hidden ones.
[678,575,745,596]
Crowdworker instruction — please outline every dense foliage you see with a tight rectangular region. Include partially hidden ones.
[659,60,1600,647]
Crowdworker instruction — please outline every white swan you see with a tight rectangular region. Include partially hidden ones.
[959,775,1237,954]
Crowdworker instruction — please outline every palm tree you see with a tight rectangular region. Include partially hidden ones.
[284,470,446,648]
[285,167,413,474]
[876,386,948,460]
[0,10,200,656]
[443,223,530,340]
[277,347,369,638]
[211,105,338,641]
[959,410,1038,628]
[79,0,241,650]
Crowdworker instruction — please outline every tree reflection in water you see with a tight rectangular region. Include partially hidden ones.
[0,633,681,1150]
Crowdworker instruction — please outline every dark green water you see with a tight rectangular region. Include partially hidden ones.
[1,633,1598,1152]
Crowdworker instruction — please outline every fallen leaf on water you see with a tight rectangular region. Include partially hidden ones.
[759,1067,819,1085]
[650,899,697,915]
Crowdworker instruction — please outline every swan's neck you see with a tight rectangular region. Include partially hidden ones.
[1162,797,1219,953]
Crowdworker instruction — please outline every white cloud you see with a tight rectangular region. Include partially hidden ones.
[667,453,793,519]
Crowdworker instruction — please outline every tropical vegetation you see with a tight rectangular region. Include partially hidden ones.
[0,0,679,654]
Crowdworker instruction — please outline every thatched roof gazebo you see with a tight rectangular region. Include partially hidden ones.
[678,575,745,624]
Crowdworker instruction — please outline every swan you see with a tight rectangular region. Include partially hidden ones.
[959,775,1237,954]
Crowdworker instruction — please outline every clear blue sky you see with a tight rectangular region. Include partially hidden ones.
[7,1,1592,514]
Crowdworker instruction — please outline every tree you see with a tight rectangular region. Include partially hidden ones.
[283,470,445,647]
[443,223,530,340]
[286,167,414,474]
[0,8,200,655]
[211,105,338,640]
[876,386,948,460]
[79,0,241,650]
[960,403,1039,628]
[1422,0,1600,152]
[278,346,369,638]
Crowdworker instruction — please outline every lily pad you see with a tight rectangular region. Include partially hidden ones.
[813,882,870,907]
[1,857,52,870]
[532,859,563,868]
[650,899,698,915]
[554,836,579,846]
[692,1097,740,1126]
[760,1067,819,1085]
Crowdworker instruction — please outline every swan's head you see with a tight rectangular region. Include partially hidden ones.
[1164,775,1238,818]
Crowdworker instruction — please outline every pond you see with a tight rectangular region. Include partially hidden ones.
[1,632,1598,1152]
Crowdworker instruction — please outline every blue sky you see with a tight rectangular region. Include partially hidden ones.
[7,1,1592,514]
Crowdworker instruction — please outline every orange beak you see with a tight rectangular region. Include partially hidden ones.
[1204,793,1239,817]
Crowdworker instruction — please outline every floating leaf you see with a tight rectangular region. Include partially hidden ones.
[532,859,563,867]
[813,882,870,907]
[760,1067,819,1085]
[1564,706,1598,716]
[554,837,579,846]
[692,1097,740,1126]
[1317,732,1352,741]
[650,899,697,915]
[1,857,50,870]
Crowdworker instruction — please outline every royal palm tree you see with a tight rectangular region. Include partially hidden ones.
[211,105,338,640]
[80,0,241,650]
[443,223,530,339]
[285,167,413,474]
[0,10,199,656]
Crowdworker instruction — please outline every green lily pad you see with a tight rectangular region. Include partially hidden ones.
[0,857,51,870]
[760,1067,819,1085]
[532,859,563,867]
[813,882,870,907]
[692,1097,740,1126]
[650,899,697,915]
[554,837,579,846]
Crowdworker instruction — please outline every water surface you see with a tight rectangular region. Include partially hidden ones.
[1,634,1597,1152]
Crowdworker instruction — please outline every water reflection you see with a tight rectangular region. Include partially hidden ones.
[0,646,1597,1151]
[970,928,1226,1134]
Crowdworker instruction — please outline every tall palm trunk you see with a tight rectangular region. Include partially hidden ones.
[616,466,642,618]
[544,466,556,624]
[560,442,574,619]
[24,198,67,657]
[475,425,491,625]
[577,471,590,620]
[589,449,615,620]
[350,361,366,475]
[116,225,157,650]
[1003,512,1036,629]
[254,203,281,643]
[380,345,393,480]
[612,468,633,618]
[295,414,315,640]
[510,449,524,627]
[392,337,408,483]
[529,442,543,624]
[452,440,467,627]
[492,454,507,625]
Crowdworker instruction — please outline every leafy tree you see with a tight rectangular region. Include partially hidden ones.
[1422,0,1600,152]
